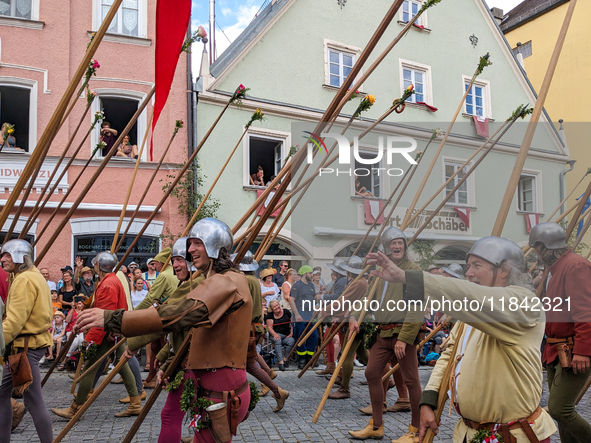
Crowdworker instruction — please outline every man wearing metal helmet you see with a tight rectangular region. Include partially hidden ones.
[366,236,556,443]
[51,251,142,420]
[233,251,289,412]
[0,240,53,443]
[326,255,370,400]
[78,218,253,442]
[348,227,423,442]
[529,222,591,442]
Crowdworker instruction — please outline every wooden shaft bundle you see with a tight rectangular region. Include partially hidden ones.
[72,338,127,385]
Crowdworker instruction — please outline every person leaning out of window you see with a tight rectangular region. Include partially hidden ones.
[116,135,138,159]
[250,165,265,186]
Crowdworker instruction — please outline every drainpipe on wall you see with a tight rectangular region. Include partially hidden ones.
[558,119,576,215]
[186,25,196,225]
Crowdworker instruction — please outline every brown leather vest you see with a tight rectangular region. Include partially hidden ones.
[186,270,253,370]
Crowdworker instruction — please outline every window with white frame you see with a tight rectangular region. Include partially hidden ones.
[0,82,35,153]
[354,151,381,198]
[465,82,486,117]
[246,133,286,187]
[518,175,536,212]
[401,0,424,26]
[444,161,470,206]
[403,67,425,103]
[328,49,355,88]
[0,0,32,19]
[99,0,143,37]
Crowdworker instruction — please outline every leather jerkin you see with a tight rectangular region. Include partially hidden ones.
[186,271,253,370]
[546,337,574,369]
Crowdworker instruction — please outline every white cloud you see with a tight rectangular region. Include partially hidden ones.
[222,7,233,17]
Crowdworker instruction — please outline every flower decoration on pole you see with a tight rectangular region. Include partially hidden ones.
[245,108,265,129]
[85,59,100,82]
[418,0,443,15]
[173,119,184,135]
[182,25,209,53]
[230,84,249,107]
[392,84,415,113]
[86,89,98,107]
[347,89,362,102]
[90,110,105,131]
[354,94,376,118]
[507,104,534,122]
[476,53,492,76]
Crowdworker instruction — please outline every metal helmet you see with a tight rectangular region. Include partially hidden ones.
[341,255,364,274]
[528,222,568,250]
[172,237,188,259]
[468,236,525,270]
[381,227,407,255]
[186,218,233,261]
[441,263,465,280]
[0,239,33,264]
[326,258,347,276]
[91,252,119,273]
[230,251,259,272]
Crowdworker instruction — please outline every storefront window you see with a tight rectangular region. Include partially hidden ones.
[74,235,159,269]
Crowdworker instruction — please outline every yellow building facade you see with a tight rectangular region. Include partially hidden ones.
[503,0,591,251]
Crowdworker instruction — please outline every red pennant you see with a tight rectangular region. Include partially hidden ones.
[151,0,192,160]
[454,207,470,228]
[525,213,539,233]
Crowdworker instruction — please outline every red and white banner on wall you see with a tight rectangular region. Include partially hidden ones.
[364,200,385,225]
[525,213,539,233]
[453,207,470,228]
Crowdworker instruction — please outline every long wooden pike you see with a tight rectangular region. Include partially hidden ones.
[407,107,527,245]
[400,54,491,230]
[0,0,123,232]
[120,331,193,443]
[574,211,591,249]
[313,275,380,422]
[41,331,77,388]
[566,178,591,240]
[19,99,96,238]
[111,112,154,253]
[492,0,578,236]
[73,338,127,385]
[35,87,154,264]
[70,355,84,395]
[381,316,449,382]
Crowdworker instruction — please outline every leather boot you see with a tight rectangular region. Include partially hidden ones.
[143,379,156,389]
[387,398,411,412]
[391,424,419,443]
[273,388,289,412]
[358,402,387,415]
[114,395,142,417]
[111,376,124,384]
[51,401,80,419]
[120,390,146,403]
[259,383,270,397]
[349,418,384,440]
[328,387,350,399]
[270,368,277,380]
[315,361,335,376]
[11,399,26,431]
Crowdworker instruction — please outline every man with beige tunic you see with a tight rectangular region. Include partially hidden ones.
[366,236,556,443]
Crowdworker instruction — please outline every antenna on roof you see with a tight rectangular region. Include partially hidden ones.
[209,0,216,64]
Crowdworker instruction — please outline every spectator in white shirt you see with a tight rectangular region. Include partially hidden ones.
[130,278,148,309]
[40,267,57,291]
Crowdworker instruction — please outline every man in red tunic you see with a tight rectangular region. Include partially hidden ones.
[530,222,591,442]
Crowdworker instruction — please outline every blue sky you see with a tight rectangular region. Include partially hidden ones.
[189,0,523,77]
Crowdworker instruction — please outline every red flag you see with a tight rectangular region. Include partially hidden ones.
[257,189,282,218]
[151,0,192,160]
[473,116,489,138]
[416,101,438,112]
[454,207,470,228]
[364,200,385,225]
[525,213,539,233]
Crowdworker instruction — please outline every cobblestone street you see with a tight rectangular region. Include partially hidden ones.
[9,365,590,442]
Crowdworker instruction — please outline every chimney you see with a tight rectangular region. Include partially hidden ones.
[490,7,504,25]
[209,0,216,65]
[515,42,526,71]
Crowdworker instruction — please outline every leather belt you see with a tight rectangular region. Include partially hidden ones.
[201,380,249,399]
[462,406,542,443]
[546,336,574,345]
[202,380,249,436]
[379,323,403,331]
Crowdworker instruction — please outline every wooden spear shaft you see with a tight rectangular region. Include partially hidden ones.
[70,355,85,395]
[566,178,591,240]
[492,0,578,236]
[313,275,380,423]
[400,63,482,230]
[111,112,154,252]
[548,169,590,220]
[574,211,591,249]
[35,87,154,264]
[52,355,131,443]
[41,331,77,387]
[20,99,95,237]
[73,338,127,385]
[120,331,193,443]
[403,122,508,229]
[381,316,449,382]
[0,0,123,231]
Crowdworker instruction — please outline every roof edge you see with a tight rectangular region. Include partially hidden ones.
[500,0,569,33]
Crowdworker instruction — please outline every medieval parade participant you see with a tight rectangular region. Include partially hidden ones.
[136,247,179,387]
[234,251,289,412]
[77,218,253,443]
[326,255,369,400]
[315,258,348,376]
[51,251,142,419]
[529,222,591,442]
[365,236,557,443]
[348,227,423,442]
[0,240,53,443]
